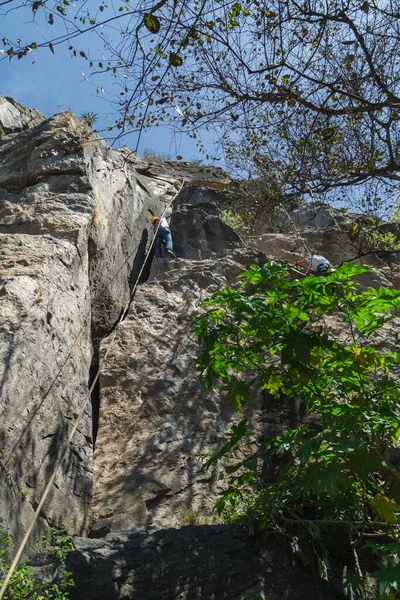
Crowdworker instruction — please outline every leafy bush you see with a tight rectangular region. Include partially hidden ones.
[225,177,285,235]
[219,209,250,237]
[0,527,74,600]
[195,262,400,598]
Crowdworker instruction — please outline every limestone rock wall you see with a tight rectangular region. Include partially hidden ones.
[3,96,400,597]
[92,243,266,535]
[0,94,45,134]
[0,109,167,550]
[0,102,234,552]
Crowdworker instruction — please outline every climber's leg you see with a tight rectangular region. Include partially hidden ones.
[154,235,162,257]
[163,231,176,258]
[163,230,173,252]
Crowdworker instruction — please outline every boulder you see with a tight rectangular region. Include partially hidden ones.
[173,185,226,213]
[135,160,230,191]
[67,525,346,600]
[170,207,241,260]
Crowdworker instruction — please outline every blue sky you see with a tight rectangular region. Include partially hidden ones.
[0,5,216,162]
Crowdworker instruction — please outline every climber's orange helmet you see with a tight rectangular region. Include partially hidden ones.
[151,217,159,225]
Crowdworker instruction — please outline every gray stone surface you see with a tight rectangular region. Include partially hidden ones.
[170,207,242,260]
[0,109,167,551]
[173,185,226,213]
[0,102,244,554]
[135,160,230,191]
[92,248,266,534]
[2,96,400,593]
[0,232,93,551]
[0,94,45,134]
[254,229,400,289]
[67,525,346,600]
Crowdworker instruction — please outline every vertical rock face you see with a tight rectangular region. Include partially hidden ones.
[0,109,166,551]
[92,245,267,535]
[5,98,399,599]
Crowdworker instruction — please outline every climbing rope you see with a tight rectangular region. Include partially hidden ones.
[0,182,184,600]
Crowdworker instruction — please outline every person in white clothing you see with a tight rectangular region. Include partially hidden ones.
[295,253,334,276]
[151,216,176,258]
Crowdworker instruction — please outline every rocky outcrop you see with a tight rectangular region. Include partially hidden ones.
[91,241,266,535]
[255,203,400,289]
[3,97,400,599]
[0,94,45,134]
[0,104,236,553]
[0,110,167,550]
[67,526,346,600]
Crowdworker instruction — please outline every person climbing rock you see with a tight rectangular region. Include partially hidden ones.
[295,253,334,276]
[151,216,176,259]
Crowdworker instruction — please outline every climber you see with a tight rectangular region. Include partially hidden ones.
[295,253,334,276]
[151,216,176,259]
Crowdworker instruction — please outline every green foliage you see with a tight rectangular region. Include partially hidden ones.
[0,527,74,600]
[80,111,98,128]
[366,229,400,252]
[224,176,283,235]
[0,126,5,137]
[143,13,161,34]
[37,528,75,564]
[219,209,250,237]
[389,200,400,224]
[194,262,400,597]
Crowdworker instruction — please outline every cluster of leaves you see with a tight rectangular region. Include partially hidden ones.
[344,213,400,259]
[365,230,400,254]
[219,208,251,238]
[222,171,286,236]
[390,201,400,225]
[194,262,400,597]
[80,111,98,128]
[0,527,74,599]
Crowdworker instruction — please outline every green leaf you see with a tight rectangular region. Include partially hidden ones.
[169,51,183,67]
[231,2,241,17]
[372,562,400,594]
[143,13,161,33]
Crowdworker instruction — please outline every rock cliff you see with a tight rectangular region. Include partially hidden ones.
[1,96,399,598]
[1,95,227,551]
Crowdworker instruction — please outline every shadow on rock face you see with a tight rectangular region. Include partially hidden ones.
[170,208,241,260]
[67,525,347,600]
